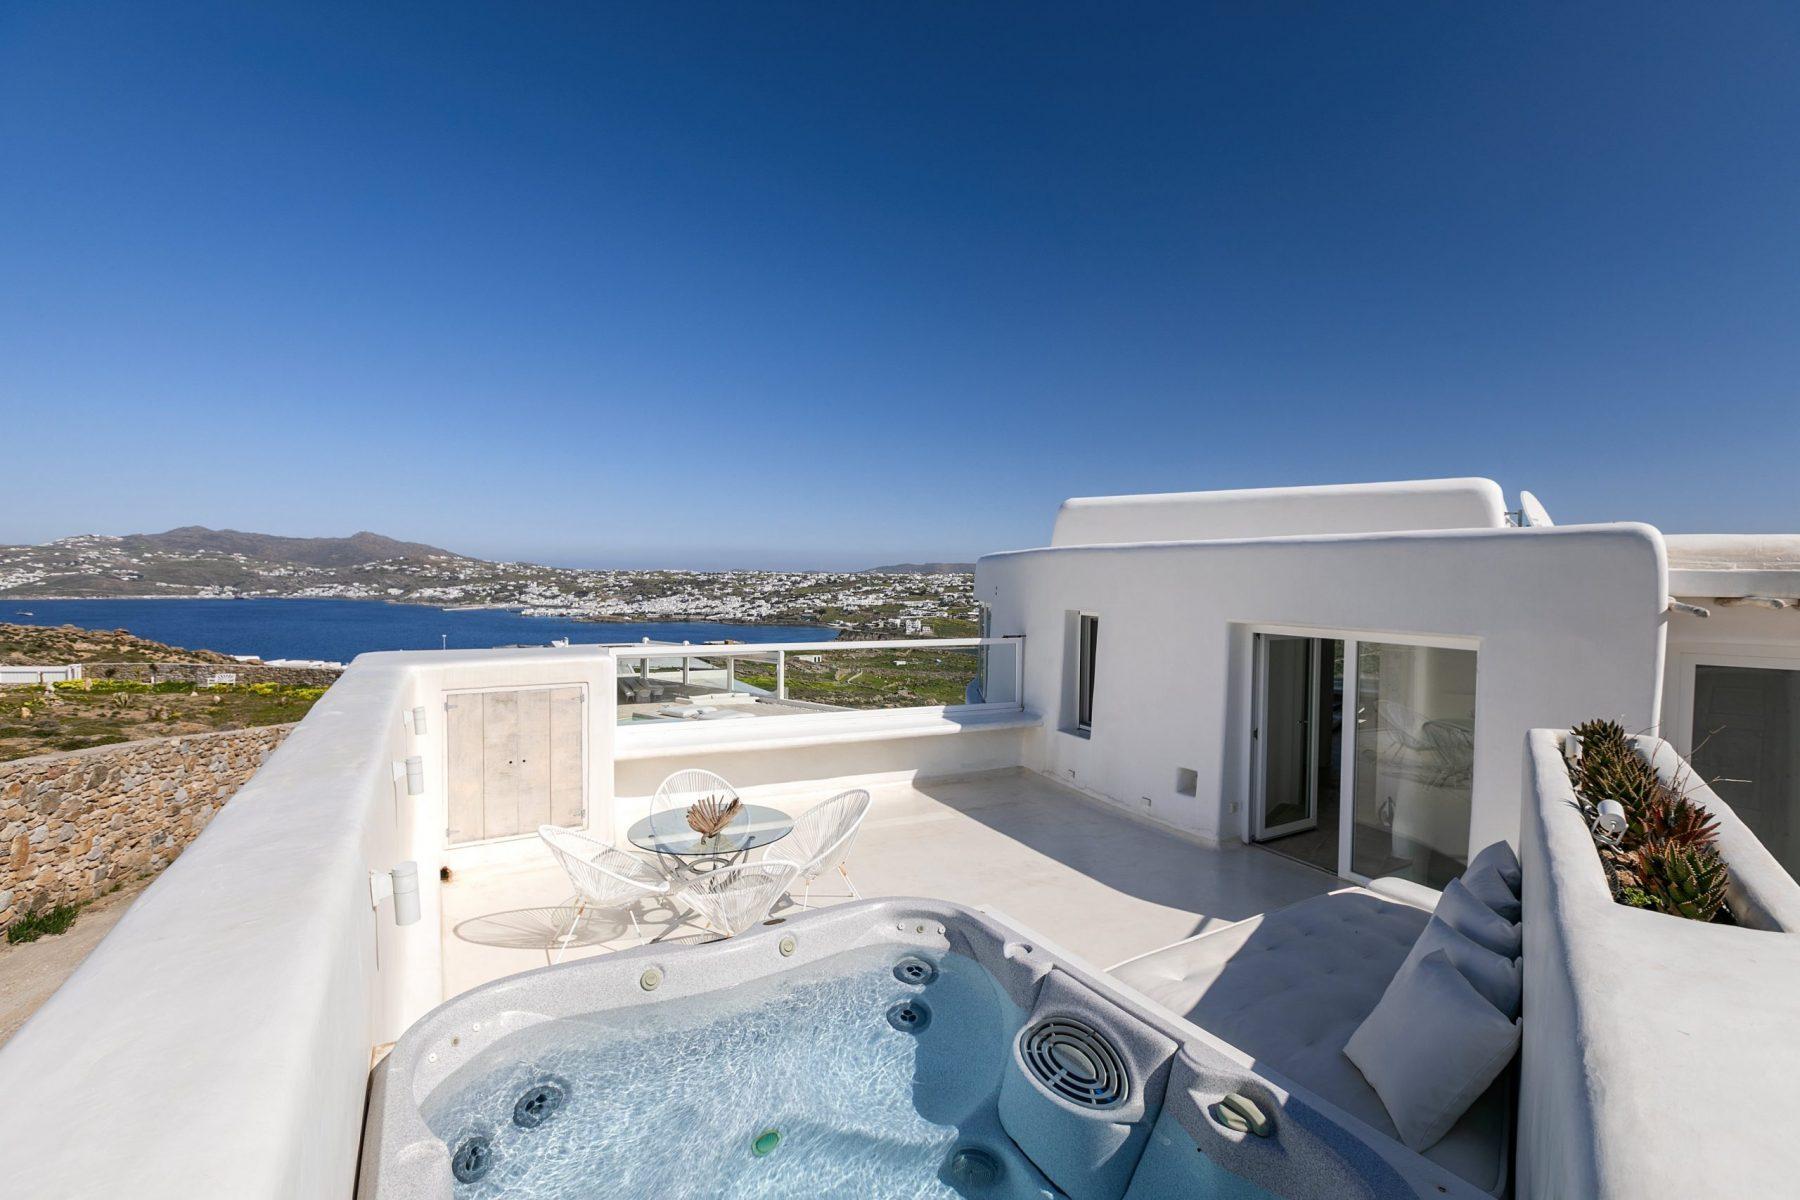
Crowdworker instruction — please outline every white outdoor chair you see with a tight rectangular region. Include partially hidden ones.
[649,768,744,871]
[782,788,872,907]
[674,861,799,938]
[537,826,672,961]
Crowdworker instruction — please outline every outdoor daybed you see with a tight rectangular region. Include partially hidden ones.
[1111,873,1516,1197]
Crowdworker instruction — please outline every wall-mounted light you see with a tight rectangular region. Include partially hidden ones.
[411,706,428,735]
[369,861,422,926]
[405,755,425,796]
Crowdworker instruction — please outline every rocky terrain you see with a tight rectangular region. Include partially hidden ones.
[0,623,236,667]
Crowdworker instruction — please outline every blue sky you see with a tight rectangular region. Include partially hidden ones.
[3,3,1797,569]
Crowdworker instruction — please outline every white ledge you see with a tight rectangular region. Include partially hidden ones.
[613,705,1040,760]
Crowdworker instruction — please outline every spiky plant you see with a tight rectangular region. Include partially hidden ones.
[1629,784,1720,850]
[1565,715,1733,923]
[1626,842,1730,922]
[1570,718,1630,752]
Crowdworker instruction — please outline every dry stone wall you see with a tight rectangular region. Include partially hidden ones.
[0,724,292,929]
[81,662,343,687]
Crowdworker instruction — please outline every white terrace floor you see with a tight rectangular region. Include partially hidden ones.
[440,769,1336,1000]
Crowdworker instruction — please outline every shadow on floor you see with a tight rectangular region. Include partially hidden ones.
[906,773,1331,935]
[452,899,690,957]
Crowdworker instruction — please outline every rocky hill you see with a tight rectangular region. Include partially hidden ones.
[0,623,237,666]
[116,527,459,568]
[0,527,473,598]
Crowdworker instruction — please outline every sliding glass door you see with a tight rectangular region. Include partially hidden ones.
[1251,631,1477,884]
[1350,642,1478,887]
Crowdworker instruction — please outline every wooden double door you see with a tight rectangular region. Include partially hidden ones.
[445,686,586,844]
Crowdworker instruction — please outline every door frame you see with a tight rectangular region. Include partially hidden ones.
[441,682,590,849]
[1245,624,1481,882]
[1251,633,1324,841]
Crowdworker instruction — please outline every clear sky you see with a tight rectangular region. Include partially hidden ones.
[3,3,1796,569]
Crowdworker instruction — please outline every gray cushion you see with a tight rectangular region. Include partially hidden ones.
[1461,861,1523,923]
[1398,914,1521,1017]
[1466,840,1521,894]
[1112,889,1510,1193]
[1438,877,1521,958]
[1344,950,1522,1152]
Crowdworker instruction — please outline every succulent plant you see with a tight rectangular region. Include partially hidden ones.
[1627,842,1730,922]
[1629,785,1720,850]
[1566,715,1732,923]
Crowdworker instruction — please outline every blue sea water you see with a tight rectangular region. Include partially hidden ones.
[4,598,834,664]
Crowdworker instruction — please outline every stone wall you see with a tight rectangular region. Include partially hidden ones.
[0,724,292,929]
[79,662,343,687]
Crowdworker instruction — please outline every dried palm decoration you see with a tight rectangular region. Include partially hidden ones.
[686,793,742,839]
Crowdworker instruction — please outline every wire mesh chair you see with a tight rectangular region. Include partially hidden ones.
[649,768,745,873]
[538,826,672,961]
[673,861,799,938]
[782,789,872,907]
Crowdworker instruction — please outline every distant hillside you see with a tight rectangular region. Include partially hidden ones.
[0,526,476,598]
[118,527,463,568]
[0,623,236,666]
[861,562,975,575]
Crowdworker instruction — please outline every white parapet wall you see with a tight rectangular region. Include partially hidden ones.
[1051,477,1509,547]
[0,645,615,1198]
[1517,728,1800,1199]
[977,523,1670,852]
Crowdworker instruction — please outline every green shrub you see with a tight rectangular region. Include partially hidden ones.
[6,902,82,943]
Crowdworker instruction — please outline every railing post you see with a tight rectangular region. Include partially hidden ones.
[776,649,787,700]
[726,656,736,693]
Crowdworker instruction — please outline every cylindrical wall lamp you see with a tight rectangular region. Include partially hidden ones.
[404,755,425,796]
[411,706,428,735]
[369,861,422,927]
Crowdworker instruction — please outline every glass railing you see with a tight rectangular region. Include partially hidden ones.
[611,637,1022,725]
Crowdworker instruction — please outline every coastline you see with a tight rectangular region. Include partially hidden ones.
[3,594,844,633]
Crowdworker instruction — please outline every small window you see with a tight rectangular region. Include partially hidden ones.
[1077,614,1099,733]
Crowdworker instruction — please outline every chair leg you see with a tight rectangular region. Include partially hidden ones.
[554,900,587,965]
[628,907,645,946]
[839,861,861,899]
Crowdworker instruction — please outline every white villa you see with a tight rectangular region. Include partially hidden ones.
[3,477,1797,1199]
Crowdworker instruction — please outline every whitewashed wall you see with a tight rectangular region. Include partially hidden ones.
[977,524,1669,855]
[1051,477,1507,547]
[0,645,615,1199]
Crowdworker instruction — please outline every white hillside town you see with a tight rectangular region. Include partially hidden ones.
[0,533,976,635]
[2,476,1796,1199]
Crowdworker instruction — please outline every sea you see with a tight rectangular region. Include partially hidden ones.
[4,598,835,665]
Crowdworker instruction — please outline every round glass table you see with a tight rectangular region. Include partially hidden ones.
[627,803,794,866]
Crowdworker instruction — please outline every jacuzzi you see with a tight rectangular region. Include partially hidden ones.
[361,899,1449,1199]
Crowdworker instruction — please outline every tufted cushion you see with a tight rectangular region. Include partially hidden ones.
[1112,888,1510,1194]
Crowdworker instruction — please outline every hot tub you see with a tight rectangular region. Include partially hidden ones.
[361,899,1448,1199]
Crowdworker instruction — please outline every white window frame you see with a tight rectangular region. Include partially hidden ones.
[1076,613,1100,735]
[1243,622,1482,884]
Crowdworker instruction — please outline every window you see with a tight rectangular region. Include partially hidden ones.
[1077,614,1099,733]
[1691,663,1800,880]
